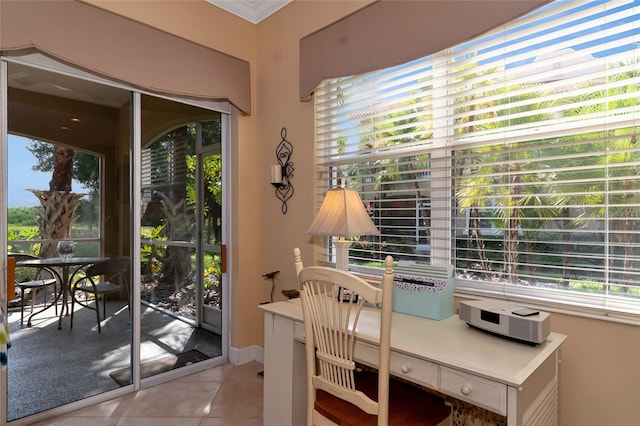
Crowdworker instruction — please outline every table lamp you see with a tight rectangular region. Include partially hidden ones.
[307,185,379,271]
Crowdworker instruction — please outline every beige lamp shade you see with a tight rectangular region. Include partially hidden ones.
[307,188,378,237]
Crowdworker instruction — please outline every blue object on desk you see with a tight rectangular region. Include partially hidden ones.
[392,264,454,320]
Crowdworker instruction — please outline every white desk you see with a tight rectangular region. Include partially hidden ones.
[260,299,566,426]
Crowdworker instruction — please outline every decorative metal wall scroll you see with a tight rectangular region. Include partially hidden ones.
[271,127,294,214]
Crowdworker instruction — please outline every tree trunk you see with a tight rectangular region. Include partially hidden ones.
[158,192,194,291]
[468,206,491,272]
[159,127,193,291]
[50,146,74,192]
[560,208,572,287]
[28,189,84,258]
[503,165,521,280]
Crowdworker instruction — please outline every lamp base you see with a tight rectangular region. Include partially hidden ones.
[334,238,352,272]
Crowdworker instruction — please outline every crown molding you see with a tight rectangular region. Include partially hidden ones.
[206,0,291,24]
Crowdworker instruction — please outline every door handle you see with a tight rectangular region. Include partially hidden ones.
[221,244,227,274]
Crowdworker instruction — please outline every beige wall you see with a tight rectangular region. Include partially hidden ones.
[551,312,639,425]
[87,1,640,425]
[254,0,375,333]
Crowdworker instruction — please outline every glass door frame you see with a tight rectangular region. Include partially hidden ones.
[1,57,9,426]
[195,118,229,338]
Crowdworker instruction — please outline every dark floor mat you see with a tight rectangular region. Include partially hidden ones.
[109,349,210,386]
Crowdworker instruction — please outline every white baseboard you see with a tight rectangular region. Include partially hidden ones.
[229,345,264,366]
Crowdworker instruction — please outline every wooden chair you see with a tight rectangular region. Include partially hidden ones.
[8,253,59,327]
[294,248,452,426]
[70,256,130,333]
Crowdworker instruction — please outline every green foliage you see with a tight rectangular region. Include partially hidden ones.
[140,225,167,274]
[8,226,42,255]
[141,225,166,240]
[7,206,39,226]
[203,252,222,290]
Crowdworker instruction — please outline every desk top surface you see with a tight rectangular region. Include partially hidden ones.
[260,299,567,387]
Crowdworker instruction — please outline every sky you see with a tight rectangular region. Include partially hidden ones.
[7,135,51,207]
[7,134,86,208]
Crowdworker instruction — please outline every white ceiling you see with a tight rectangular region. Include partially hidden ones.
[206,0,292,24]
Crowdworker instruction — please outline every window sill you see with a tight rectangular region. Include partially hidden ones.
[347,266,640,326]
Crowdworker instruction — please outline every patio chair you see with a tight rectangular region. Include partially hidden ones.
[70,256,130,333]
[8,253,59,327]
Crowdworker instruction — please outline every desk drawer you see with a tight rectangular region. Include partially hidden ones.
[355,342,437,389]
[354,341,379,367]
[440,367,507,415]
[390,351,438,389]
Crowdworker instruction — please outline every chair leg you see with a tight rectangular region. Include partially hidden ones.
[20,288,25,327]
[70,291,75,330]
[125,283,131,312]
[30,289,36,313]
[53,283,58,316]
[96,295,102,333]
[44,284,57,315]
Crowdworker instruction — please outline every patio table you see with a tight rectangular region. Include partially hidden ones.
[15,257,108,329]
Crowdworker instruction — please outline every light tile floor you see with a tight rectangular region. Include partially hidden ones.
[32,362,264,426]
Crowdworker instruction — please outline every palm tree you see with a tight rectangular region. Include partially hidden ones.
[27,145,85,257]
[345,79,434,258]
[454,66,556,280]
[550,60,640,293]
[455,57,640,295]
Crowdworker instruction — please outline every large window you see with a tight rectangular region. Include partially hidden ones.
[314,0,640,316]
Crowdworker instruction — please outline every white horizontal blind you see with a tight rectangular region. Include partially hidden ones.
[314,0,640,315]
[315,55,438,268]
[141,128,190,211]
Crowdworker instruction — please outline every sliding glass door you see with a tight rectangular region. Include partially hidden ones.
[1,55,229,422]
[137,95,226,384]
[4,57,133,421]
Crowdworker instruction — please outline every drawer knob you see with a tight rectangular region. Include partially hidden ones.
[460,385,472,396]
[401,364,412,374]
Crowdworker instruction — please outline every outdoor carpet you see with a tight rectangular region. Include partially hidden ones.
[109,349,210,386]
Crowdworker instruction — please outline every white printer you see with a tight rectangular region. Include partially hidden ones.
[459,299,551,345]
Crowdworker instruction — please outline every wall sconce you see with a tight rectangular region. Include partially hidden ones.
[271,127,294,214]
